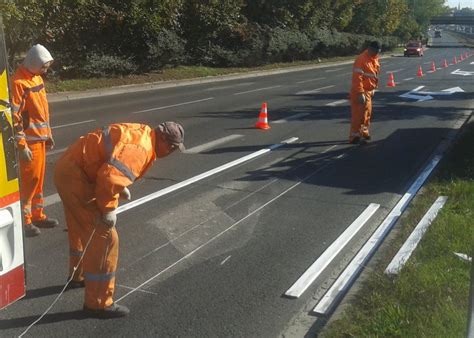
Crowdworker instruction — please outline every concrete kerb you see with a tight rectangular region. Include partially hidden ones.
[47,54,392,103]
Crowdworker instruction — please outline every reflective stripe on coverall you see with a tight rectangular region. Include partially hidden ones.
[349,50,380,142]
[12,65,52,224]
[54,123,157,309]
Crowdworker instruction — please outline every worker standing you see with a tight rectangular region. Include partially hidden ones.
[349,41,381,144]
[54,122,185,318]
[12,44,58,237]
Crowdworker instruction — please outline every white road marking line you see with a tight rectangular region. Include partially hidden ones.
[51,119,95,129]
[184,134,244,154]
[335,72,351,77]
[295,85,335,95]
[204,82,254,91]
[220,256,232,265]
[296,77,325,84]
[403,77,414,81]
[116,284,158,295]
[44,193,61,207]
[132,97,214,114]
[313,153,443,315]
[116,149,334,303]
[116,137,299,214]
[385,196,447,275]
[285,203,380,298]
[233,85,282,95]
[274,113,310,124]
[326,99,348,107]
[385,69,404,74]
[322,145,337,154]
[46,147,67,156]
[325,68,342,72]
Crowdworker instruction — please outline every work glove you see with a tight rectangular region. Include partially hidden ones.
[46,136,55,150]
[102,210,117,228]
[119,187,131,200]
[357,93,366,105]
[19,147,33,162]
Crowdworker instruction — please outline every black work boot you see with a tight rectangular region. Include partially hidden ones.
[83,303,130,319]
[33,218,59,228]
[24,223,41,237]
[349,136,360,144]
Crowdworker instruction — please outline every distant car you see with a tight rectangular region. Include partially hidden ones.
[434,30,441,38]
[404,41,424,57]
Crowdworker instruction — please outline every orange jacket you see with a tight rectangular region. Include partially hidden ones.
[12,65,51,149]
[351,50,380,94]
[65,123,157,212]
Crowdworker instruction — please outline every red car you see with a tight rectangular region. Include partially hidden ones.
[404,41,424,57]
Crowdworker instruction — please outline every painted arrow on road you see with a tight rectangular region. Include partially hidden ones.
[400,86,464,102]
[451,69,474,76]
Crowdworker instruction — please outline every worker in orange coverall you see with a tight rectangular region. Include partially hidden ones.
[12,44,58,237]
[349,41,381,144]
[54,122,185,318]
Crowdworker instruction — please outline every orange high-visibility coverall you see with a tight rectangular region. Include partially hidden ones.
[12,65,52,225]
[349,49,380,142]
[54,123,157,309]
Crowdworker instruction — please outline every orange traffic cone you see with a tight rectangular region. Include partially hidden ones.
[442,59,448,68]
[430,61,436,72]
[386,72,396,87]
[255,102,270,130]
[453,56,457,64]
[460,54,464,61]
[417,65,424,77]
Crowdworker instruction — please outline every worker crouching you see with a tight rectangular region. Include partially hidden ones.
[54,122,184,318]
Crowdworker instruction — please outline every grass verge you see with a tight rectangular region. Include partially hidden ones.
[320,121,474,337]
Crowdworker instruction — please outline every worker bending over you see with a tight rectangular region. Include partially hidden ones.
[349,41,381,144]
[54,122,185,318]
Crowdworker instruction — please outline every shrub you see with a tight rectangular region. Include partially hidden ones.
[81,54,138,78]
[147,29,187,70]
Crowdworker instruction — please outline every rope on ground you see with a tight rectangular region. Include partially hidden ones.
[18,229,96,338]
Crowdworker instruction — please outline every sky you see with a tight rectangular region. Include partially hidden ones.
[446,0,474,8]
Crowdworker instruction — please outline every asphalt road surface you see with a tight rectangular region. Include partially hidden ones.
[1,32,473,337]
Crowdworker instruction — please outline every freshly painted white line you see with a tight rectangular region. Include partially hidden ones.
[296,77,325,84]
[274,113,310,124]
[325,68,342,72]
[44,193,61,207]
[233,85,282,95]
[116,148,335,302]
[220,256,232,265]
[313,154,443,315]
[385,69,404,74]
[116,284,158,295]
[322,145,337,154]
[51,119,95,129]
[184,134,244,154]
[403,78,414,81]
[295,85,335,95]
[132,97,214,114]
[46,147,67,156]
[116,137,299,214]
[285,203,380,298]
[204,82,254,91]
[326,99,348,107]
[385,196,447,275]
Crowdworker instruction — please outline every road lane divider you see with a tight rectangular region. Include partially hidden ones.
[285,203,380,298]
[132,97,214,114]
[296,77,325,84]
[233,85,282,96]
[116,137,299,214]
[274,113,310,124]
[326,99,348,107]
[51,119,95,129]
[204,82,254,91]
[384,196,447,275]
[295,85,335,95]
[184,134,244,154]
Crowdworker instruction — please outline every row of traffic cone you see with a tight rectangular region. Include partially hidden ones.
[387,51,472,87]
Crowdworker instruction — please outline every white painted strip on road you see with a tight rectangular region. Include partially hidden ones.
[326,99,348,107]
[51,119,95,130]
[385,69,404,74]
[403,78,414,81]
[274,113,310,124]
[132,97,214,114]
[204,82,254,91]
[184,134,244,154]
[46,147,67,156]
[116,137,299,214]
[322,145,337,154]
[44,193,61,207]
[335,72,352,77]
[385,196,447,275]
[325,68,342,73]
[297,77,325,84]
[313,154,443,315]
[295,85,335,95]
[116,284,158,295]
[233,85,282,95]
[285,203,380,298]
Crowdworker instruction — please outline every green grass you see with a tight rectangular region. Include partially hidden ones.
[46,56,358,93]
[320,122,474,337]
